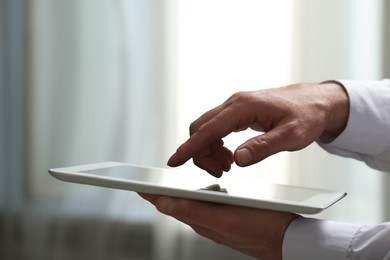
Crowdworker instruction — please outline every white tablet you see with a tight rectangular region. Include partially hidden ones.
[49,161,346,214]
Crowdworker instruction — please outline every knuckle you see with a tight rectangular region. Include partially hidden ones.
[190,121,210,138]
[189,121,199,135]
[255,136,272,158]
[229,91,252,103]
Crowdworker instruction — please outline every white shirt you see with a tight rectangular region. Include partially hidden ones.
[283,79,390,259]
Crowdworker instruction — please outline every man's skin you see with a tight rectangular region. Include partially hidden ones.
[140,82,349,259]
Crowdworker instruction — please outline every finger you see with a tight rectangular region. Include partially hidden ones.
[168,106,255,167]
[141,194,230,231]
[193,143,234,177]
[212,145,234,171]
[189,224,230,245]
[189,224,246,253]
[189,223,214,238]
[193,155,225,177]
[138,193,161,204]
[189,102,230,135]
[155,197,234,231]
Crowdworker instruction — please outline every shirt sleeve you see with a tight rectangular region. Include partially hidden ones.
[317,79,390,171]
[283,79,390,259]
[283,218,390,260]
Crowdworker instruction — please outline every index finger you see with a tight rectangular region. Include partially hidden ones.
[167,105,255,167]
[189,102,227,135]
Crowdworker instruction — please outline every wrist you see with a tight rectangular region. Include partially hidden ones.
[319,81,350,142]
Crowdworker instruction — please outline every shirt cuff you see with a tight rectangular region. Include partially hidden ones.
[282,218,361,260]
[318,79,390,170]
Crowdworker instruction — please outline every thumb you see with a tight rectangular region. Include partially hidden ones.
[234,128,298,167]
[234,138,271,167]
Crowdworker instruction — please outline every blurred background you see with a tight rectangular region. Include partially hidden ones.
[1,0,390,259]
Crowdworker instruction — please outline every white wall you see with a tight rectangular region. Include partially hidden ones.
[175,0,295,185]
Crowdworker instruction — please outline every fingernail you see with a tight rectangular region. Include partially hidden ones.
[156,197,176,214]
[236,148,253,166]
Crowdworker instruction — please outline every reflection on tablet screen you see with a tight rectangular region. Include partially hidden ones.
[199,184,228,193]
[83,165,321,202]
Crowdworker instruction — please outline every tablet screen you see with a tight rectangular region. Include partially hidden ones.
[83,165,319,202]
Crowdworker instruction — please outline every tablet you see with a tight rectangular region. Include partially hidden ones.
[49,161,346,214]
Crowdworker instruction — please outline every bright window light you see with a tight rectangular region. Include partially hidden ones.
[176,0,294,183]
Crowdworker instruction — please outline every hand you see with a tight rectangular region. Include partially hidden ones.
[168,82,349,177]
[139,193,300,259]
